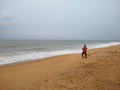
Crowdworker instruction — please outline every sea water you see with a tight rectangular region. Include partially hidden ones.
[0,40,120,65]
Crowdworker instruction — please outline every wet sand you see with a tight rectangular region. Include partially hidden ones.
[0,45,120,90]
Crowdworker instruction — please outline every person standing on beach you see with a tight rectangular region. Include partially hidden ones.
[82,44,87,58]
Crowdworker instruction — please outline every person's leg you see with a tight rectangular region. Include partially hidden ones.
[82,53,83,58]
[85,52,87,58]
[82,52,84,58]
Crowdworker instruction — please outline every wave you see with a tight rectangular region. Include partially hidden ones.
[88,42,120,49]
[0,41,120,65]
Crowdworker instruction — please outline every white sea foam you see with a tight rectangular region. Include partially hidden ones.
[88,42,120,49]
[0,41,120,65]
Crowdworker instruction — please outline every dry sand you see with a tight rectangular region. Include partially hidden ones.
[0,45,120,90]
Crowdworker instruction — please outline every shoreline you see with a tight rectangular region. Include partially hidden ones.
[0,44,120,67]
[0,53,77,67]
[0,40,120,66]
[0,45,120,90]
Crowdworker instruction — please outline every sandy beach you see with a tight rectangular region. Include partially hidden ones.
[0,45,120,90]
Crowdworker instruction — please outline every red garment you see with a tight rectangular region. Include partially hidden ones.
[82,47,87,52]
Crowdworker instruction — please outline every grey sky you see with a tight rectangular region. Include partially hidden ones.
[0,0,120,40]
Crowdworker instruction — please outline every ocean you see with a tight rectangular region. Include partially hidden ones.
[0,40,120,65]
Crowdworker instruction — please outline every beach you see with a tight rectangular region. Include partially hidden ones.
[0,45,120,90]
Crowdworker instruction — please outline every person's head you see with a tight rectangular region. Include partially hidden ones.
[84,44,86,47]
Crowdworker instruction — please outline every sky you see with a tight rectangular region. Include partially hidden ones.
[0,0,120,40]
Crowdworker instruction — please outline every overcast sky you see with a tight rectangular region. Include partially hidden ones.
[0,0,120,40]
